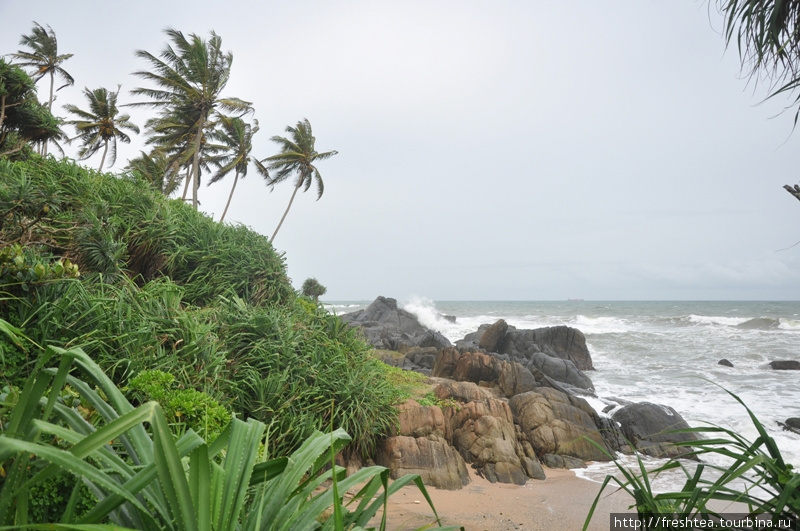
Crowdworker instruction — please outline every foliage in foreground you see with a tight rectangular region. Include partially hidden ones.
[583,387,800,530]
[0,336,462,530]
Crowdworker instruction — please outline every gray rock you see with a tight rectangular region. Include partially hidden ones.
[718,359,734,368]
[501,325,594,371]
[340,296,451,352]
[612,402,698,459]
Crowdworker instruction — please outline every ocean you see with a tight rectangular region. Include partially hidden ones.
[327,298,800,489]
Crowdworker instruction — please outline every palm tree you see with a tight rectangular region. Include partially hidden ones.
[208,116,258,222]
[258,118,337,243]
[131,28,251,209]
[126,149,183,195]
[10,22,74,156]
[64,86,140,171]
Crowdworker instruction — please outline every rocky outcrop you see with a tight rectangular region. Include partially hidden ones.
[612,402,698,458]
[479,319,508,352]
[509,388,612,462]
[376,435,470,490]
[432,347,592,394]
[340,296,451,353]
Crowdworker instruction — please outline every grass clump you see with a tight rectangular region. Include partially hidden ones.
[584,386,800,530]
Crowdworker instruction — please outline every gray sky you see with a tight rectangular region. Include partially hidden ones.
[3,1,800,301]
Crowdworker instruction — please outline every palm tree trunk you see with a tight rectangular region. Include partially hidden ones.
[270,182,301,244]
[191,117,205,209]
[219,172,239,223]
[181,166,191,201]
[98,141,108,172]
[42,70,55,157]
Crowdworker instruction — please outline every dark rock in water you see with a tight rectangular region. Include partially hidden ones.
[612,402,698,459]
[718,359,734,368]
[340,296,451,352]
[780,418,800,436]
[442,314,457,323]
[786,418,800,430]
[769,360,800,370]
[479,319,508,352]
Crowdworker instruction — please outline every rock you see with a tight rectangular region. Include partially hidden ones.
[406,346,439,369]
[373,349,405,367]
[376,435,470,490]
[497,361,539,397]
[718,359,734,368]
[445,397,531,485]
[509,388,611,461]
[769,360,800,370]
[786,418,800,430]
[340,296,451,352]
[612,402,698,459]
[500,326,594,371]
[540,453,586,469]
[521,456,547,480]
[441,314,457,323]
[396,400,446,439]
[433,380,489,403]
[524,352,594,391]
[479,319,508,352]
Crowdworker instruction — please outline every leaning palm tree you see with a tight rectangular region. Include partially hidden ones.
[64,86,140,171]
[10,22,74,156]
[258,118,337,243]
[208,115,258,222]
[131,28,251,209]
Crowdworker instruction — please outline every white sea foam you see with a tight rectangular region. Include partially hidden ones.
[687,314,751,327]
[573,315,630,334]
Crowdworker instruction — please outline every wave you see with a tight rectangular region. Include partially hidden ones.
[687,314,750,327]
[573,315,631,334]
[779,318,800,331]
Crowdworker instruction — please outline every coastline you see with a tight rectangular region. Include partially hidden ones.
[368,467,634,531]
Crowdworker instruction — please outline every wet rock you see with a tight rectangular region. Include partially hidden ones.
[769,360,800,370]
[479,319,508,352]
[612,402,698,459]
[718,359,734,367]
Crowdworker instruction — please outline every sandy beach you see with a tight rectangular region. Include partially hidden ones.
[368,466,634,531]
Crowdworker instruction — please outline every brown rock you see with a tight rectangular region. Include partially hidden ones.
[509,388,611,461]
[434,380,489,403]
[479,319,508,352]
[376,435,470,490]
[396,400,446,439]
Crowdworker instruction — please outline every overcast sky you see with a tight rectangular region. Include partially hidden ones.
[3,1,800,301]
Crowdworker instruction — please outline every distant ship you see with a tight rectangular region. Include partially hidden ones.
[567,298,584,302]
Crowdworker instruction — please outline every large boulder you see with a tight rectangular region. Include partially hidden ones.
[501,326,594,371]
[340,296,451,352]
[612,402,698,458]
[376,435,470,490]
[395,400,447,439]
[509,388,611,462]
[479,319,508,352]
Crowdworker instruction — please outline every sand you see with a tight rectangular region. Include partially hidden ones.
[366,467,635,531]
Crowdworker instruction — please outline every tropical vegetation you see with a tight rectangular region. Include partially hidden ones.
[302,277,328,301]
[64,86,140,171]
[0,20,460,528]
[259,118,338,243]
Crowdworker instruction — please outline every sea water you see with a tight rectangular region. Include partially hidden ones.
[327,298,800,489]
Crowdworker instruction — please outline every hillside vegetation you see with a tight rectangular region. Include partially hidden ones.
[0,156,401,460]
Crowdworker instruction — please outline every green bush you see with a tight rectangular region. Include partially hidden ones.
[128,369,231,441]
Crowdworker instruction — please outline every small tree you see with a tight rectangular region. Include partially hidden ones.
[301,277,326,301]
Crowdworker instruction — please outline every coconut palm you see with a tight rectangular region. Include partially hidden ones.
[259,119,337,243]
[208,115,258,222]
[10,22,74,156]
[126,149,183,195]
[64,86,139,171]
[131,28,251,209]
